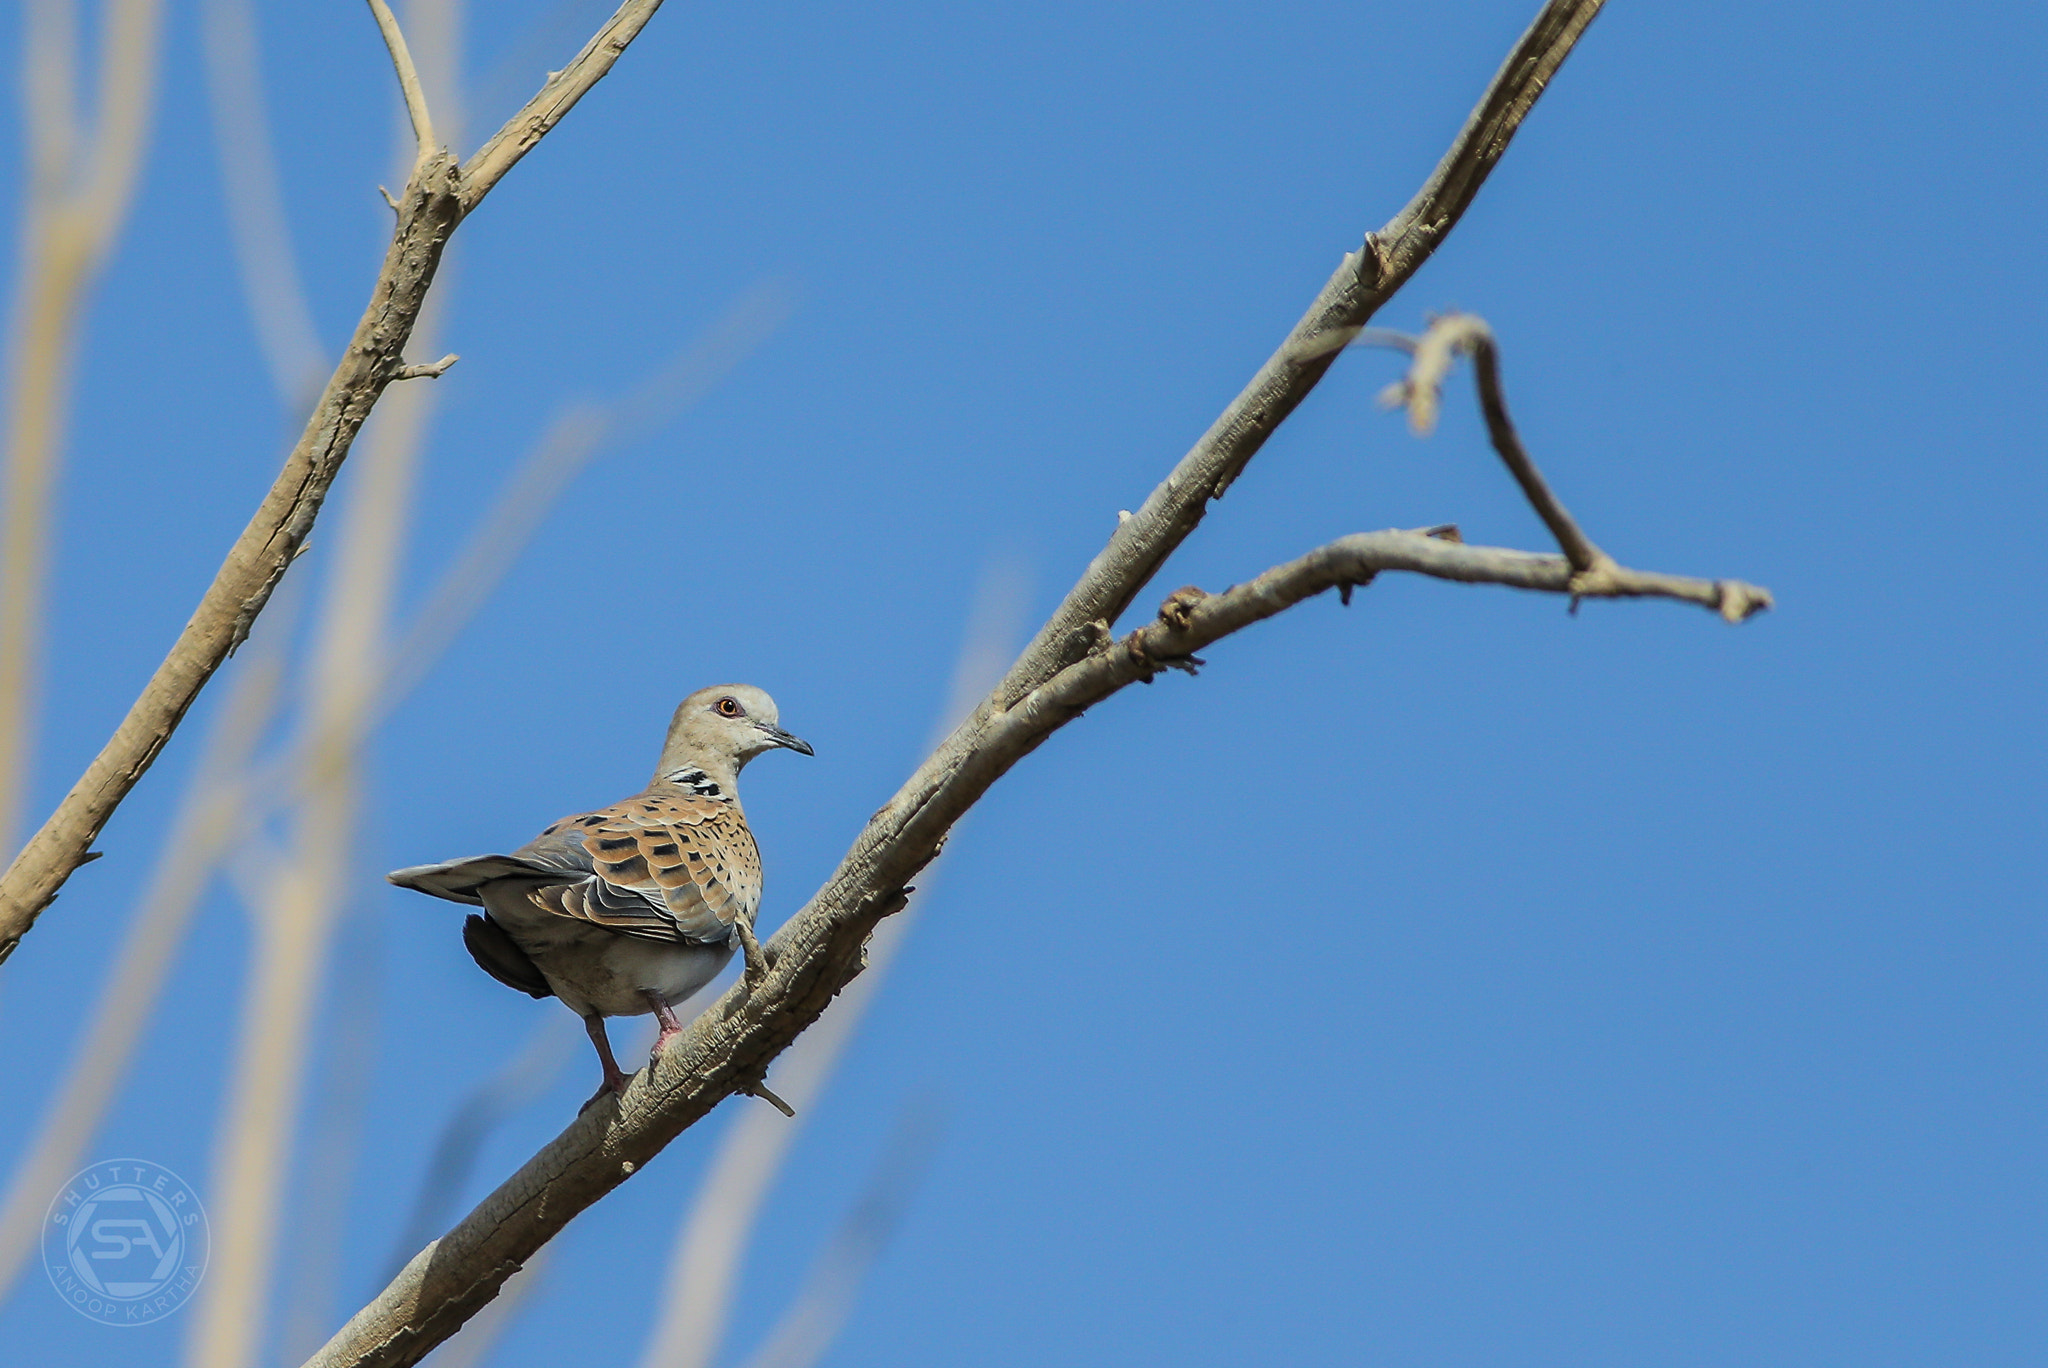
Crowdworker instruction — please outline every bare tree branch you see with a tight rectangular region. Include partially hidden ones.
[1370,313,1610,584]
[0,0,676,967]
[990,0,1606,710]
[201,0,330,406]
[306,514,1762,1368]
[460,0,667,211]
[393,351,460,380]
[0,0,167,855]
[298,10,1727,1367]
[0,622,285,1300]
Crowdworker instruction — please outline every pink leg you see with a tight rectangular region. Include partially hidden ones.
[642,989,684,1055]
[579,1013,631,1112]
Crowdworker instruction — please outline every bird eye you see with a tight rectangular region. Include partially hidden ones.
[716,697,744,718]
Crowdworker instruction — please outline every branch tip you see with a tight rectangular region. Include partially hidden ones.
[744,1083,795,1118]
[393,353,459,382]
[1716,580,1773,624]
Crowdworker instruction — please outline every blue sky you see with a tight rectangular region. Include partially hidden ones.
[1,1,2044,1365]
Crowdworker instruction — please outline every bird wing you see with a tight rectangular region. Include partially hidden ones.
[462,913,554,999]
[387,854,585,905]
[508,789,763,945]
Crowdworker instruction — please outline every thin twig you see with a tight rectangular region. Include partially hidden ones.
[366,0,435,161]
[743,1084,796,1119]
[1370,312,1610,581]
[393,352,460,380]
[202,0,328,405]
[0,0,168,854]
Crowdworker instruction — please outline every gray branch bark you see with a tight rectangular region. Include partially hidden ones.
[0,0,670,966]
[298,5,1688,1366]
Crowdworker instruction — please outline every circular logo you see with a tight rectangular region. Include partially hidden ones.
[42,1159,209,1325]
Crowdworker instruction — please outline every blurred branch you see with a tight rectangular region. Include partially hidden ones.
[637,565,1026,1368]
[186,379,430,1368]
[0,0,167,853]
[276,905,388,1367]
[201,0,328,406]
[188,3,464,1352]
[383,1016,580,1282]
[0,0,677,967]
[300,9,1682,1367]
[0,617,286,1302]
[376,283,792,715]
[0,291,785,1298]
[730,1103,944,1368]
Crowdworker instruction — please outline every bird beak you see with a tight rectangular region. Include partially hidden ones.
[757,722,814,756]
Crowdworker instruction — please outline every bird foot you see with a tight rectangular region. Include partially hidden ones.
[581,1012,632,1112]
[735,920,769,992]
[641,989,686,1064]
[579,1067,631,1114]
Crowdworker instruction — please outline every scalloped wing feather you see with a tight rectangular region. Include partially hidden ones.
[509,789,761,945]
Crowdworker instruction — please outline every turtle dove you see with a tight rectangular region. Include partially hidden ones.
[388,684,812,1102]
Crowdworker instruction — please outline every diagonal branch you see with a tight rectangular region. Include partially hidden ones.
[0,0,167,857]
[0,0,676,968]
[298,9,1729,1367]
[304,520,1762,1368]
[991,0,1606,710]
[460,0,668,211]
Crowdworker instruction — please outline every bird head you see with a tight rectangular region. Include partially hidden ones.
[656,684,812,791]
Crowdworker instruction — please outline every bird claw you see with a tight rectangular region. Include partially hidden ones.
[735,920,769,992]
[580,1068,630,1114]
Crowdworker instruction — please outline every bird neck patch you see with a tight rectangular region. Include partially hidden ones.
[664,766,725,799]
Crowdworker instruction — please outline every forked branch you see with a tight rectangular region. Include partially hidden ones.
[0,0,674,966]
[989,0,1608,709]
[1367,312,1768,619]
[301,7,1726,1367]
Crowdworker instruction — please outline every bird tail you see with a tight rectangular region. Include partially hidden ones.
[386,855,583,906]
